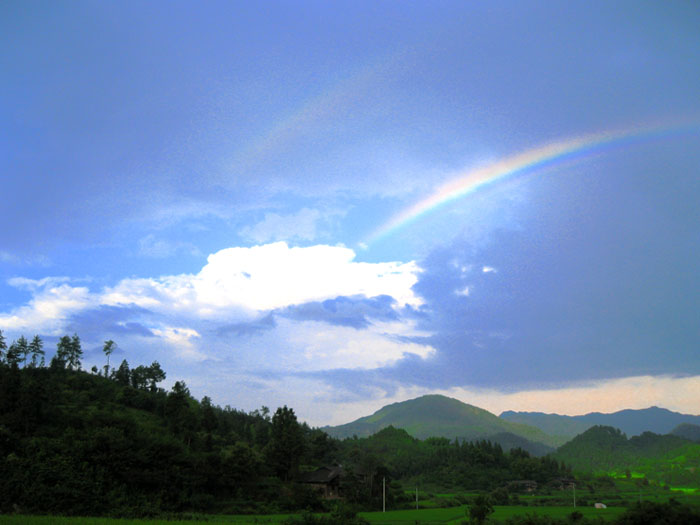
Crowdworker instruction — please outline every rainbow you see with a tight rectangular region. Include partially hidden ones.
[366,121,699,244]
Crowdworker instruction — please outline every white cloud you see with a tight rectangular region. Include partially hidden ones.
[138,234,201,258]
[7,276,71,290]
[189,242,421,312]
[240,208,325,243]
[151,326,207,361]
[102,242,420,317]
[283,319,434,371]
[206,316,435,374]
[0,282,92,333]
[1,243,423,364]
[482,266,497,273]
[0,252,51,267]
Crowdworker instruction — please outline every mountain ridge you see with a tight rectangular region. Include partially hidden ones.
[323,394,563,453]
[500,406,700,439]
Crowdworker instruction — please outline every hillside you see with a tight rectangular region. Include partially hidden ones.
[672,423,700,442]
[551,425,700,487]
[500,406,700,439]
[0,361,336,516]
[324,394,562,453]
[337,425,567,490]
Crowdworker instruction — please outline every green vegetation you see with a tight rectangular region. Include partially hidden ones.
[552,426,700,487]
[672,423,700,443]
[337,425,567,492]
[325,395,563,451]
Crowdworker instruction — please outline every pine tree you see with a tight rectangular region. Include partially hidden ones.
[113,359,131,385]
[7,336,28,367]
[54,335,72,368]
[0,329,6,364]
[28,335,44,368]
[68,333,83,370]
[102,339,116,376]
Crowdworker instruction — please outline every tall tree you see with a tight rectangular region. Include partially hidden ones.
[102,339,116,376]
[201,396,218,433]
[68,333,83,370]
[267,405,305,481]
[0,329,6,364]
[54,335,72,368]
[166,381,197,447]
[7,336,28,368]
[113,359,131,385]
[130,365,149,389]
[146,361,166,391]
[28,335,44,368]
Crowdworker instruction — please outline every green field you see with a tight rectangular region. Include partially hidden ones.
[0,505,628,525]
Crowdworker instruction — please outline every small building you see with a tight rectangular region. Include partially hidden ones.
[508,480,538,493]
[594,502,607,509]
[300,465,345,499]
[549,477,576,490]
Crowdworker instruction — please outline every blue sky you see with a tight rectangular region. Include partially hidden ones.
[2,0,699,425]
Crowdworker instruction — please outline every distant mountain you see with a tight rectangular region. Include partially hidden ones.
[323,394,562,454]
[500,406,700,439]
[671,423,700,443]
[551,425,700,486]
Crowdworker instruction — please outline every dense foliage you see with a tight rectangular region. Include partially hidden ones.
[552,425,700,486]
[0,331,341,516]
[337,426,569,492]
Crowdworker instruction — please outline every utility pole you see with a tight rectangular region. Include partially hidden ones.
[383,477,386,513]
[573,483,576,508]
[416,485,418,510]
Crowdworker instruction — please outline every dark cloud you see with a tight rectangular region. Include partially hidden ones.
[65,305,155,341]
[303,155,700,395]
[216,313,277,337]
[404,160,699,389]
[281,295,400,329]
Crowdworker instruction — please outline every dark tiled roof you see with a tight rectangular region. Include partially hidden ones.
[301,466,344,484]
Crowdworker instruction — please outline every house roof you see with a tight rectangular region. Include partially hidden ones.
[301,466,344,484]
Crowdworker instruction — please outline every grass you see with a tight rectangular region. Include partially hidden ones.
[0,505,628,525]
[0,515,296,525]
[361,506,467,523]
[491,505,625,521]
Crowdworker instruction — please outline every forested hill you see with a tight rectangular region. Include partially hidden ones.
[323,394,563,452]
[672,423,700,442]
[551,425,700,487]
[0,343,337,517]
[500,407,700,440]
[339,425,568,491]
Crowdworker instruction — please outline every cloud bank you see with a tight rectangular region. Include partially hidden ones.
[0,242,428,376]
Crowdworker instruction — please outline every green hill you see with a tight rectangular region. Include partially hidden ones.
[0,362,325,516]
[551,425,700,487]
[324,394,563,453]
[337,425,567,491]
[672,423,700,442]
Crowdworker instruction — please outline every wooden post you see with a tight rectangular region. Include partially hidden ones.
[383,477,386,513]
